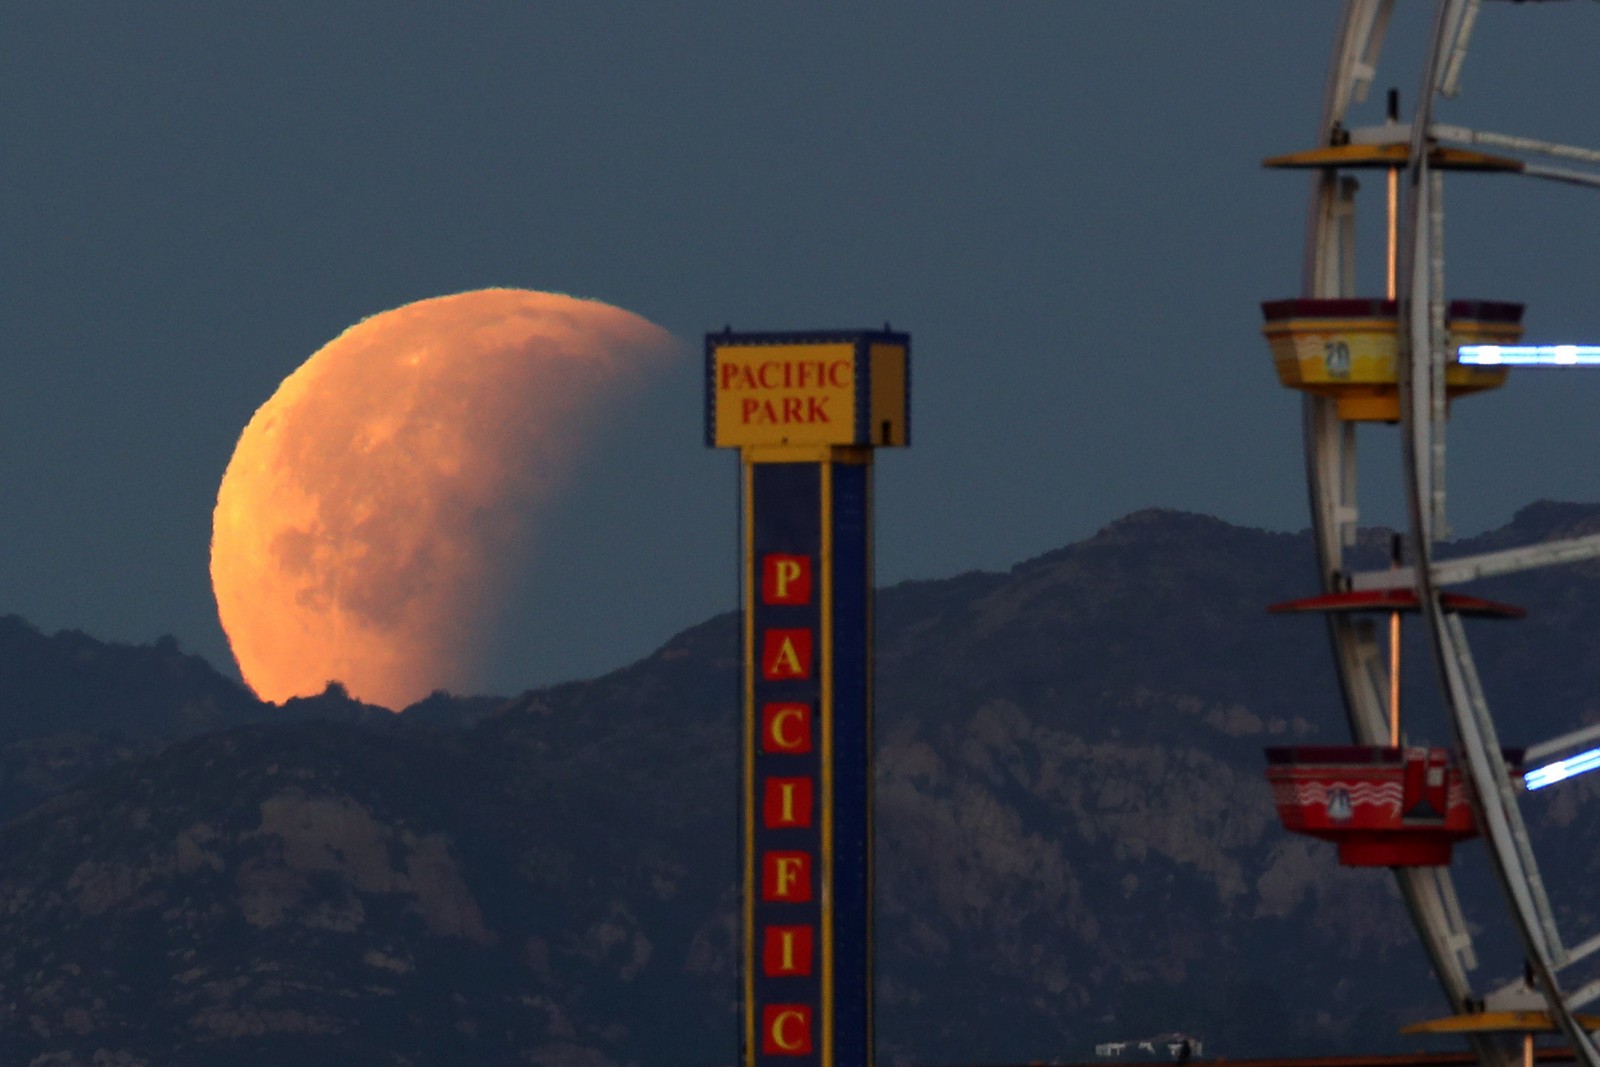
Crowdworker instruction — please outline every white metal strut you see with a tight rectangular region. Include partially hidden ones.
[1395,5,1600,1065]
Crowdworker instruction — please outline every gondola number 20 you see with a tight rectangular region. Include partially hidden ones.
[1323,340,1351,379]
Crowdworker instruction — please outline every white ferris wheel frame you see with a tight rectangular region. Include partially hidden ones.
[1302,4,1600,1067]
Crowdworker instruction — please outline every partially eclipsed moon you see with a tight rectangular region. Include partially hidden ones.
[210,289,676,710]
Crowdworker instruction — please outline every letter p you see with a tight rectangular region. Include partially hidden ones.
[762,554,812,605]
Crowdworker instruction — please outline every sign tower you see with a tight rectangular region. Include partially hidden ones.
[706,329,910,1067]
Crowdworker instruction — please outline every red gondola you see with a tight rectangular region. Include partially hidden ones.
[1264,746,1482,867]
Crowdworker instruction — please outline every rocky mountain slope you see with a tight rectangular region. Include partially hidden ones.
[3,504,1600,1065]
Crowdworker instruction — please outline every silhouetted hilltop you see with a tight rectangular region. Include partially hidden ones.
[0,617,258,740]
[0,621,409,824]
[2,504,1600,1064]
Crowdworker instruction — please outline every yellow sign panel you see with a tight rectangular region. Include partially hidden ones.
[707,332,909,451]
[714,343,857,448]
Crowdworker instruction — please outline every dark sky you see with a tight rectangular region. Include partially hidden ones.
[3,4,1599,696]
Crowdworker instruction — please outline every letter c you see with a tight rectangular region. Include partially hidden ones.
[768,706,805,751]
[772,1010,806,1052]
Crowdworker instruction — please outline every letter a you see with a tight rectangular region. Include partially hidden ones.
[761,630,813,680]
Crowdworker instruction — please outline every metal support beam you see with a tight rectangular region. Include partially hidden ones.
[1348,532,1600,591]
[1431,124,1600,165]
[1558,932,1600,972]
[1525,723,1600,767]
[1438,0,1482,98]
[1298,12,1504,1067]
[1565,978,1600,1013]
[1443,616,1564,966]
[1521,164,1600,192]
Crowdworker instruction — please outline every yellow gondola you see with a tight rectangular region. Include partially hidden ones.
[1261,298,1523,422]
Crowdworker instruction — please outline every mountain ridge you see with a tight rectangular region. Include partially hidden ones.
[2,502,1599,1064]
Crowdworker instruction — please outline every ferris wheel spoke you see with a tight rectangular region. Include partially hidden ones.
[1304,399,1359,562]
[1400,166,1451,542]
[1346,532,1600,591]
[1437,0,1484,99]
[1431,124,1600,165]
[1433,613,1600,1067]
[1519,164,1600,192]
[1400,5,1600,1054]
[1405,864,1482,974]
[1299,3,1508,1044]
[1332,125,1600,189]
[1522,722,1600,769]
[1401,2,1474,544]
[1440,617,1564,964]
[1429,867,1480,971]
[1320,0,1396,136]
[1436,535,1600,582]
[1564,977,1600,1012]
[1557,933,1600,973]
[1393,863,1494,1062]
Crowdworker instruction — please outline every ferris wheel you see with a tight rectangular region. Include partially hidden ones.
[1260,4,1600,1067]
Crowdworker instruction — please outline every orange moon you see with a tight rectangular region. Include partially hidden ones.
[210,289,676,710]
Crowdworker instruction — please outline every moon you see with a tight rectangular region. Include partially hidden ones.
[210,289,677,710]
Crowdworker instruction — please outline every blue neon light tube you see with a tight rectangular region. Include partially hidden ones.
[1525,745,1600,791]
[1458,345,1600,366]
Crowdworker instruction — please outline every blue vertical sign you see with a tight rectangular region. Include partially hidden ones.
[745,459,873,1066]
[708,330,909,1067]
